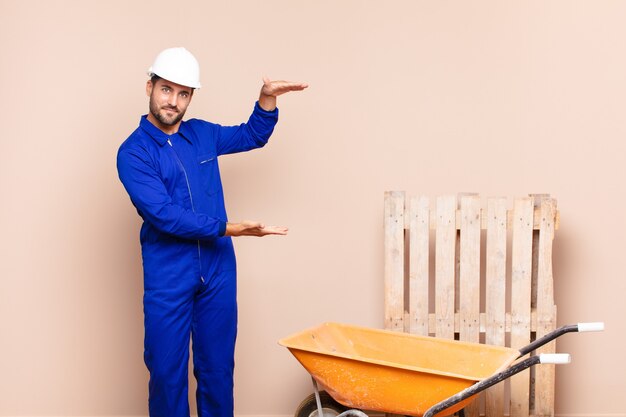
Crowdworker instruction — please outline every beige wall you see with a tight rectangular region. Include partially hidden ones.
[1,1,624,416]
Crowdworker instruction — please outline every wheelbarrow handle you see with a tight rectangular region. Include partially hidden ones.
[424,355,543,417]
[578,322,604,332]
[517,322,604,357]
[423,351,577,417]
[539,353,571,364]
[423,351,576,417]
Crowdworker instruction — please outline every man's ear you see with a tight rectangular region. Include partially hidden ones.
[146,80,153,97]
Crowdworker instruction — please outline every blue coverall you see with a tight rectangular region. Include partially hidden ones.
[117,102,279,417]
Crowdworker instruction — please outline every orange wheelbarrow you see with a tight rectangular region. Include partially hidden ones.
[279,322,603,417]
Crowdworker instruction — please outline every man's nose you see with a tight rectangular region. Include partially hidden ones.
[167,94,178,107]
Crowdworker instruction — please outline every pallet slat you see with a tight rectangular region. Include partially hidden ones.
[423,310,544,334]
[459,195,481,417]
[534,198,557,417]
[404,208,559,231]
[435,196,456,339]
[485,197,507,417]
[384,191,405,332]
[459,195,481,343]
[509,198,534,417]
[409,196,430,336]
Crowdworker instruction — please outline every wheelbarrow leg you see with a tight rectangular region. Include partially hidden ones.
[311,377,368,417]
[312,377,325,417]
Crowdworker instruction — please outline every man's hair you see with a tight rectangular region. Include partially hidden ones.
[149,74,195,92]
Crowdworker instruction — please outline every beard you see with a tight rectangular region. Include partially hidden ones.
[149,96,186,126]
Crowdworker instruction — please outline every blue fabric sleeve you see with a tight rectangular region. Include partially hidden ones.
[117,146,225,240]
[216,101,279,156]
[218,221,227,237]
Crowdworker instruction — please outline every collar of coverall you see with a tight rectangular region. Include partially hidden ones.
[139,114,192,146]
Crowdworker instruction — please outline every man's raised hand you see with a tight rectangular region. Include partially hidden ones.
[261,77,309,97]
[258,77,308,111]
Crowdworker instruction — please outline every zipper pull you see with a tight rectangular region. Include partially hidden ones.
[167,138,173,147]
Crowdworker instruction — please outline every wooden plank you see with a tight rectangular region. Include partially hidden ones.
[459,195,481,417]
[420,207,559,231]
[425,309,547,334]
[534,198,557,417]
[459,195,481,342]
[409,196,430,336]
[529,195,543,413]
[424,310,547,334]
[510,197,534,417]
[435,196,456,339]
[384,191,405,332]
[456,194,478,328]
[485,197,507,417]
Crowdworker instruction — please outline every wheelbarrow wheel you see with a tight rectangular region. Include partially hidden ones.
[295,391,348,417]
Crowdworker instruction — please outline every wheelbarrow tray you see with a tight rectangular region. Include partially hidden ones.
[279,322,520,417]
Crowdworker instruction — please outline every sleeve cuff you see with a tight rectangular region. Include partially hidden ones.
[218,220,227,237]
[255,101,279,116]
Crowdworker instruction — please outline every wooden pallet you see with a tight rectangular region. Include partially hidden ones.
[384,192,559,417]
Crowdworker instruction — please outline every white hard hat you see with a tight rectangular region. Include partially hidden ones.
[148,47,201,89]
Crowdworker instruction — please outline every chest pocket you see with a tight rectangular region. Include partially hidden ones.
[197,153,218,196]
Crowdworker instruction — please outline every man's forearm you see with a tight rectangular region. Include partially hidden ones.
[258,93,277,111]
[224,222,243,237]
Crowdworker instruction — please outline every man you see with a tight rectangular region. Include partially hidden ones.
[117,47,307,417]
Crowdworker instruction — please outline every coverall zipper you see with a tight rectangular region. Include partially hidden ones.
[167,138,205,283]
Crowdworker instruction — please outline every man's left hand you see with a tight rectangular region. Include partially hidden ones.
[259,77,308,111]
